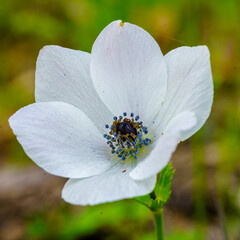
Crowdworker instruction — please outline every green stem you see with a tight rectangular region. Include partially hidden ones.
[153,208,164,240]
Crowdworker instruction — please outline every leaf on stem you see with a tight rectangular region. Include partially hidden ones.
[134,163,175,212]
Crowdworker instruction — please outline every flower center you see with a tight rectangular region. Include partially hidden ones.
[103,112,151,161]
[117,121,137,135]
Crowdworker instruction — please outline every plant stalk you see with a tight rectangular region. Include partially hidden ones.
[153,208,164,240]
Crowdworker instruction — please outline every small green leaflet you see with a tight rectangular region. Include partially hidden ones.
[134,163,175,212]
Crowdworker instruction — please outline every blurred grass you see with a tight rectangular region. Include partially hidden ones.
[0,0,240,239]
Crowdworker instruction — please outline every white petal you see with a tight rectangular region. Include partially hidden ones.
[164,111,198,134]
[90,20,167,127]
[9,102,113,178]
[130,112,197,180]
[35,45,113,134]
[62,165,156,205]
[153,46,213,140]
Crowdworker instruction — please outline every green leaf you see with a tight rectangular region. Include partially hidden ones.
[134,163,175,212]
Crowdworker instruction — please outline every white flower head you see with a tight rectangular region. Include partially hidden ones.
[9,20,213,205]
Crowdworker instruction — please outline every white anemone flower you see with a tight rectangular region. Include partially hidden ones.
[9,20,213,205]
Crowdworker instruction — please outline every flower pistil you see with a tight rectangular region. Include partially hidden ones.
[103,113,151,160]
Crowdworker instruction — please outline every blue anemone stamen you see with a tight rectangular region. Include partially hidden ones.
[103,112,151,161]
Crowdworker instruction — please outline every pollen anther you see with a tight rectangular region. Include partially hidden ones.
[103,112,151,160]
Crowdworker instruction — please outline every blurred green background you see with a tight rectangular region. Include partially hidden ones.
[0,0,240,239]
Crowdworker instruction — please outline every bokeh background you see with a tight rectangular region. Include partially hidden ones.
[0,0,240,239]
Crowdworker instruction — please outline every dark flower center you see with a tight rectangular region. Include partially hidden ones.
[103,112,151,161]
[117,121,137,135]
